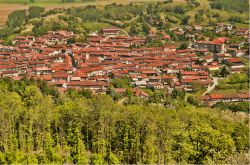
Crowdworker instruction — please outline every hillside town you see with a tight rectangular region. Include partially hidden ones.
[0,0,249,164]
[0,26,249,104]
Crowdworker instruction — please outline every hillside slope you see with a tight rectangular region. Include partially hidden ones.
[0,0,161,25]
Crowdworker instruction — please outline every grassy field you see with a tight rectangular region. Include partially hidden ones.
[0,0,163,26]
[233,23,249,29]
[211,89,248,94]
[82,22,112,32]
[212,72,249,95]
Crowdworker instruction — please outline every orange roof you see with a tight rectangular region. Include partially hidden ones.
[209,94,224,99]
[239,93,250,99]
[213,37,229,44]
[114,88,126,93]
[37,75,52,81]
[52,71,68,78]
[228,58,242,63]
[73,70,87,78]
[162,75,176,79]
[68,81,108,87]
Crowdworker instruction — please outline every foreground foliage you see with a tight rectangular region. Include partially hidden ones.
[0,78,248,164]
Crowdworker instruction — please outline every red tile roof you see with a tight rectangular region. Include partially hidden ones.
[228,58,242,63]
[52,71,68,78]
[68,81,108,87]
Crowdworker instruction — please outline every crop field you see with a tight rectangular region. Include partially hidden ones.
[0,4,28,26]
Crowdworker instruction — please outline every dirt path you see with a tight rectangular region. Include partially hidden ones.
[118,97,127,105]
[202,77,218,96]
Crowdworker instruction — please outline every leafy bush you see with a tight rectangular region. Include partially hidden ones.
[214,102,249,113]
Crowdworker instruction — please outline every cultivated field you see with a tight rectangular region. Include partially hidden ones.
[0,4,28,26]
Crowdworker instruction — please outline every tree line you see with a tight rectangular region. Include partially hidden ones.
[1,0,248,43]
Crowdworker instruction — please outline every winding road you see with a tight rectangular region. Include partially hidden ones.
[202,77,218,96]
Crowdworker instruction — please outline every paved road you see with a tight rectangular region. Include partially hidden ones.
[202,77,218,96]
[118,28,130,37]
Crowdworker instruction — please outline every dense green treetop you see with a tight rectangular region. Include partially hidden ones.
[0,78,248,164]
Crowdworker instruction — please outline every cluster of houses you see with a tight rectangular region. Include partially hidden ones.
[201,93,250,106]
[0,27,248,102]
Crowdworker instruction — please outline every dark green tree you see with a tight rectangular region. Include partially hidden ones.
[220,66,230,77]
[28,6,45,18]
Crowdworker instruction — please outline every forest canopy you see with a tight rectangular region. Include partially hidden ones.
[0,78,248,164]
